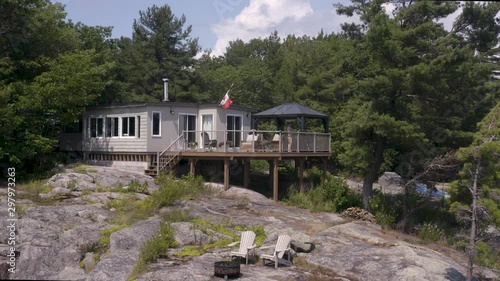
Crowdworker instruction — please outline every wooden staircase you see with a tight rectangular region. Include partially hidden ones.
[145,134,184,177]
[144,153,182,177]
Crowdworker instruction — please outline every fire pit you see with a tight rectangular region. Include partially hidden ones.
[214,261,240,279]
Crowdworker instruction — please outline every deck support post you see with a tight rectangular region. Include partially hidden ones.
[224,159,229,190]
[268,160,273,191]
[189,158,196,176]
[273,158,279,201]
[299,158,305,193]
[322,157,327,182]
[244,159,250,188]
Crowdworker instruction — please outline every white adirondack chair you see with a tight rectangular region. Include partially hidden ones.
[260,234,292,268]
[228,230,256,265]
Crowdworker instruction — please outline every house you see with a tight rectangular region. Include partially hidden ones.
[60,102,256,172]
[60,101,332,201]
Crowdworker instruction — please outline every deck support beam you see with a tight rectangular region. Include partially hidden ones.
[244,159,250,188]
[224,159,229,190]
[273,158,279,201]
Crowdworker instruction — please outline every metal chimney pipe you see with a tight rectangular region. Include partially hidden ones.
[162,78,169,102]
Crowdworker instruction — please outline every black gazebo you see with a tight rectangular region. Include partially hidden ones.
[252,102,329,133]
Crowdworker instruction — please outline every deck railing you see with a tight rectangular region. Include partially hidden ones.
[164,130,331,153]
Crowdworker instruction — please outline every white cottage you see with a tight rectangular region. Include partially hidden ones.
[60,102,256,172]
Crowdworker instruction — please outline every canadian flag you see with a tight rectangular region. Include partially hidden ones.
[219,84,233,109]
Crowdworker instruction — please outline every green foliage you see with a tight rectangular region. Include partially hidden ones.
[284,175,361,213]
[121,180,149,194]
[418,223,445,243]
[450,103,499,226]
[17,180,55,204]
[128,223,177,280]
[250,160,269,175]
[306,166,323,186]
[73,164,91,174]
[173,218,266,257]
[107,174,210,225]
[161,208,192,223]
[369,192,402,228]
[475,241,500,270]
[98,224,128,250]
[67,179,77,191]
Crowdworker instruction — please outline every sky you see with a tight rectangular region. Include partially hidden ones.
[54,0,359,56]
[54,0,461,57]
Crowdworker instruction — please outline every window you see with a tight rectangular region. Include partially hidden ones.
[89,117,104,138]
[152,112,161,137]
[226,115,242,147]
[122,117,136,137]
[105,117,119,137]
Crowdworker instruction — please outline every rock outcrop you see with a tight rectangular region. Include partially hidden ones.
[86,218,161,281]
[1,166,497,281]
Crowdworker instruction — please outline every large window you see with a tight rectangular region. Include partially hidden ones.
[90,117,104,138]
[122,117,136,137]
[226,115,242,147]
[105,117,119,137]
[152,112,161,137]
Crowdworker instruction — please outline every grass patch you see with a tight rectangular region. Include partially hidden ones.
[174,218,266,257]
[98,224,128,249]
[73,163,91,174]
[118,180,149,194]
[418,222,445,243]
[106,174,211,225]
[68,179,77,191]
[128,223,177,281]
[160,208,192,222]
[175,239,234,257]
[17,180,55,204]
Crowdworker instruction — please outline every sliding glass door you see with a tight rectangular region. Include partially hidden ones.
[179,114,196,143]
[226,115,242,147]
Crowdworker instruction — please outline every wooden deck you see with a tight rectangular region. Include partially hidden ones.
[84,130,332,201]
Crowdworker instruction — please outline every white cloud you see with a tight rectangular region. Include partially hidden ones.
[210,0,359,57]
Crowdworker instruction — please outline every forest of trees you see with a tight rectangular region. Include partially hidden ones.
[0,0,499,274]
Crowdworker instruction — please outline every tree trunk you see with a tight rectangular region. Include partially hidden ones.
[467,159,480,281]
[362,135,386,210]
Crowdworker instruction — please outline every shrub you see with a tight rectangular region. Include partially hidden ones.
[318,176,361,212]
[250,160,269,175]
[418,222,444,243]
[369,192,403,228]
[306,166,323,186]
[475,241,500,270]
[284,176,361,213]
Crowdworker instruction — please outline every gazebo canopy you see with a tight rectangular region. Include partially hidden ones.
[252,102,329,132]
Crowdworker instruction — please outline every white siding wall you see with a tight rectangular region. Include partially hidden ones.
[147,105,200,152]
[82,107,148,153]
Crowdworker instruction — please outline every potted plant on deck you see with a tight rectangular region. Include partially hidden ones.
[188,141,198,149]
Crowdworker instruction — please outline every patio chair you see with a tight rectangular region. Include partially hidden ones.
[201,131,217,150]
[228,230,257,265]
[260,234,292,268]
